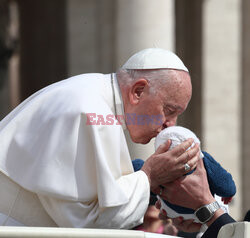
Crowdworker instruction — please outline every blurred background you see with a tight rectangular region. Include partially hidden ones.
[0,0,249,222]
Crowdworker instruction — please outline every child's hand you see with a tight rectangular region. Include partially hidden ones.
[221,197,233,204]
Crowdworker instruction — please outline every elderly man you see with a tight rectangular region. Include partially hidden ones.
[0,48,200,228]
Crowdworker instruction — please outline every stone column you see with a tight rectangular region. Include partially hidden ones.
[203,0,241,219]
[67,0,116,75]
[8,1,20,109]
[242,0,250,218]
[0,0,11,119]
[115,0,174,160]
[175,0,203,140]
[18,0,67,101]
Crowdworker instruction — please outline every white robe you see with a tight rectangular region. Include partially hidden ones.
[0,73,150,228]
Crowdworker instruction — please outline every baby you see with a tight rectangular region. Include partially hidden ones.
[132,126,236,224]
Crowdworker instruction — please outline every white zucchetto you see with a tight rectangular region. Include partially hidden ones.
[122,48,189,72]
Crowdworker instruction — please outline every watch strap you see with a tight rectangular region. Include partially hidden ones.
[194,201,221,224]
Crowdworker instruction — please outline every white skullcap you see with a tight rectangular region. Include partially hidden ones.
[155,126,203,158]
[122,48,188,72]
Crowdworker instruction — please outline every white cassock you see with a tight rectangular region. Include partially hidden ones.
[0,73,150,228]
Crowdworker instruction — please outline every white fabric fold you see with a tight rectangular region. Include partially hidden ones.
[0,73,147,213]
[38,171,149,229]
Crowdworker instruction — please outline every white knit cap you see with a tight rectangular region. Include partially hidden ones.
[122,48,188,72]
[155,126,204,158]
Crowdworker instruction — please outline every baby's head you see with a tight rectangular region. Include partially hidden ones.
[155,126,203,158]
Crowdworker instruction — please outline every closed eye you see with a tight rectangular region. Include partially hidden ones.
[164,106,176,116]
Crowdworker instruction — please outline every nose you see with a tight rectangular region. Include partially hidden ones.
[163,116,177,128]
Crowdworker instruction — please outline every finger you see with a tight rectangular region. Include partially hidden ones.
[164,218,173,225]
[172,218,201,232]
[196,157,205,170]
[172,216,183,226]
[159,213,166,220]
[170,138,194,157]
[155,139,171,154]
[178,221,201,232]
[155,185,169,201]
[182,220,201,232]
[154,185,165,196]
[158,209,169,220]
[161,209,167,217]
[177,143,200,164]
[159,188,169,202]
[192,157,206,175]
[182,151,200,172]
[182,219,195,228]
[155,200,161,209]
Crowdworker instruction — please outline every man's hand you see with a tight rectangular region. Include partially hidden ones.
[171,217,202,233]
[156,201,201,233]
[159,159,214,210]
[141,138,200,193]
[155,159,225,232]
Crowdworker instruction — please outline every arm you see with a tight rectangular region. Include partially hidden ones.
[38,171,150,229]
[158,159,236,236]
[36,138,199,229]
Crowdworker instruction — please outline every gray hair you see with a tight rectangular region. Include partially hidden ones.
[116,68,173,95]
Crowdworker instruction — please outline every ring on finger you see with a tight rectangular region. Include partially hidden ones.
[184,163,191,172]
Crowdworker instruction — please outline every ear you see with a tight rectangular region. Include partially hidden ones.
[128,78,148,105]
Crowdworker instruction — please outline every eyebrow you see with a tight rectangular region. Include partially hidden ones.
[165,104,186,115]
[165,104,183,111]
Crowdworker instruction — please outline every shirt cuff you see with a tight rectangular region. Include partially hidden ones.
[202,213,236,238]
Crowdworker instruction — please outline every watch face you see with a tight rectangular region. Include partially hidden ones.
[196,208,211,222]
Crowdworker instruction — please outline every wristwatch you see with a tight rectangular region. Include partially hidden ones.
[194,201,221,224]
